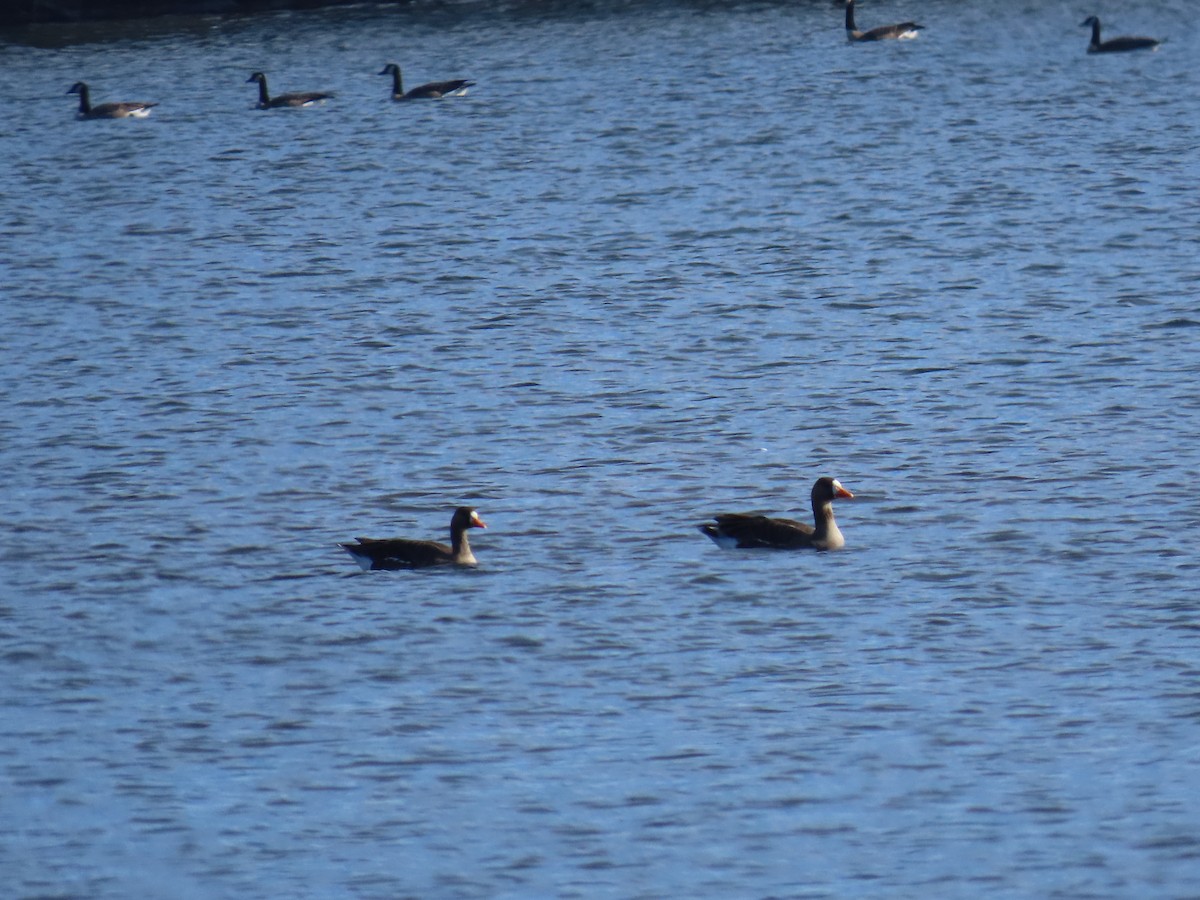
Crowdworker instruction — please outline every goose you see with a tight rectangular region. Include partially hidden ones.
[246,72,334,109]
[699,477,855,551]
[341,507,487,570]
[67,82,157,119]
[379,63,475,100]
[845,0,922,41]
[1080,16,1160,53]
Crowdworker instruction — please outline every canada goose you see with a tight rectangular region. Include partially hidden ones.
[845,0,922,41]
[66,82,157,119]
[341,507,487,570]
[1080,16,1161,53]
[699,478,855,551]
[378,63,475,100]
[246,72,334,109]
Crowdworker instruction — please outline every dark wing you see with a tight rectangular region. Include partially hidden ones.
[274,91,334,107]
[91,101,158,117]
[1097,36,1159,52]
[863,22,921,40]
[405,80,473,99]
[710,514,815,549]
[343,537,453,569]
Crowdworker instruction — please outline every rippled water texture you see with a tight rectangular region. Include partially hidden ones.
[2,1,1200,896]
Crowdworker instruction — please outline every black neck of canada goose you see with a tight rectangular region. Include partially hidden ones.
[1083,16,1102,47]
[67,81,91,113]
[380,63,403,97]
[247,73,271,106]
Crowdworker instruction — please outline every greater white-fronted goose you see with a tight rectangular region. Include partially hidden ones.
[699,477,855,551]
[1080,16,1161,53]
[845,0,922,41]
[67,82,157,119]
[246,72,334,109]
[341,507,487,570]
[378,63,475,100]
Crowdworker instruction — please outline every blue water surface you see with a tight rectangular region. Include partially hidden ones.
[2,1,1199,897]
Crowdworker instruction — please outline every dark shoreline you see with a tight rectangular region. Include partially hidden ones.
[3,0,849,28]
[3,0,412,26]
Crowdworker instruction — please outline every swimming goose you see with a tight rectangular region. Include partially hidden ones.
[67,82,157,119]
[699,477,855,551]
[246,72,334,109]
[1080,16,1160,53]
[379,63,475,100]
[845,0,922,41]
[341,507,487,570]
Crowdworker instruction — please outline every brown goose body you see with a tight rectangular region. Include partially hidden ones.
[699,477,854,551]
[1080,17,1160,53]
[845,0,922,42]
[67,82,157,119]
[379,63,475,100]
[247,72,334,109]
[341,507,486,570]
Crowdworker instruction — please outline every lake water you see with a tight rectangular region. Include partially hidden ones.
[3,0,1200,896]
